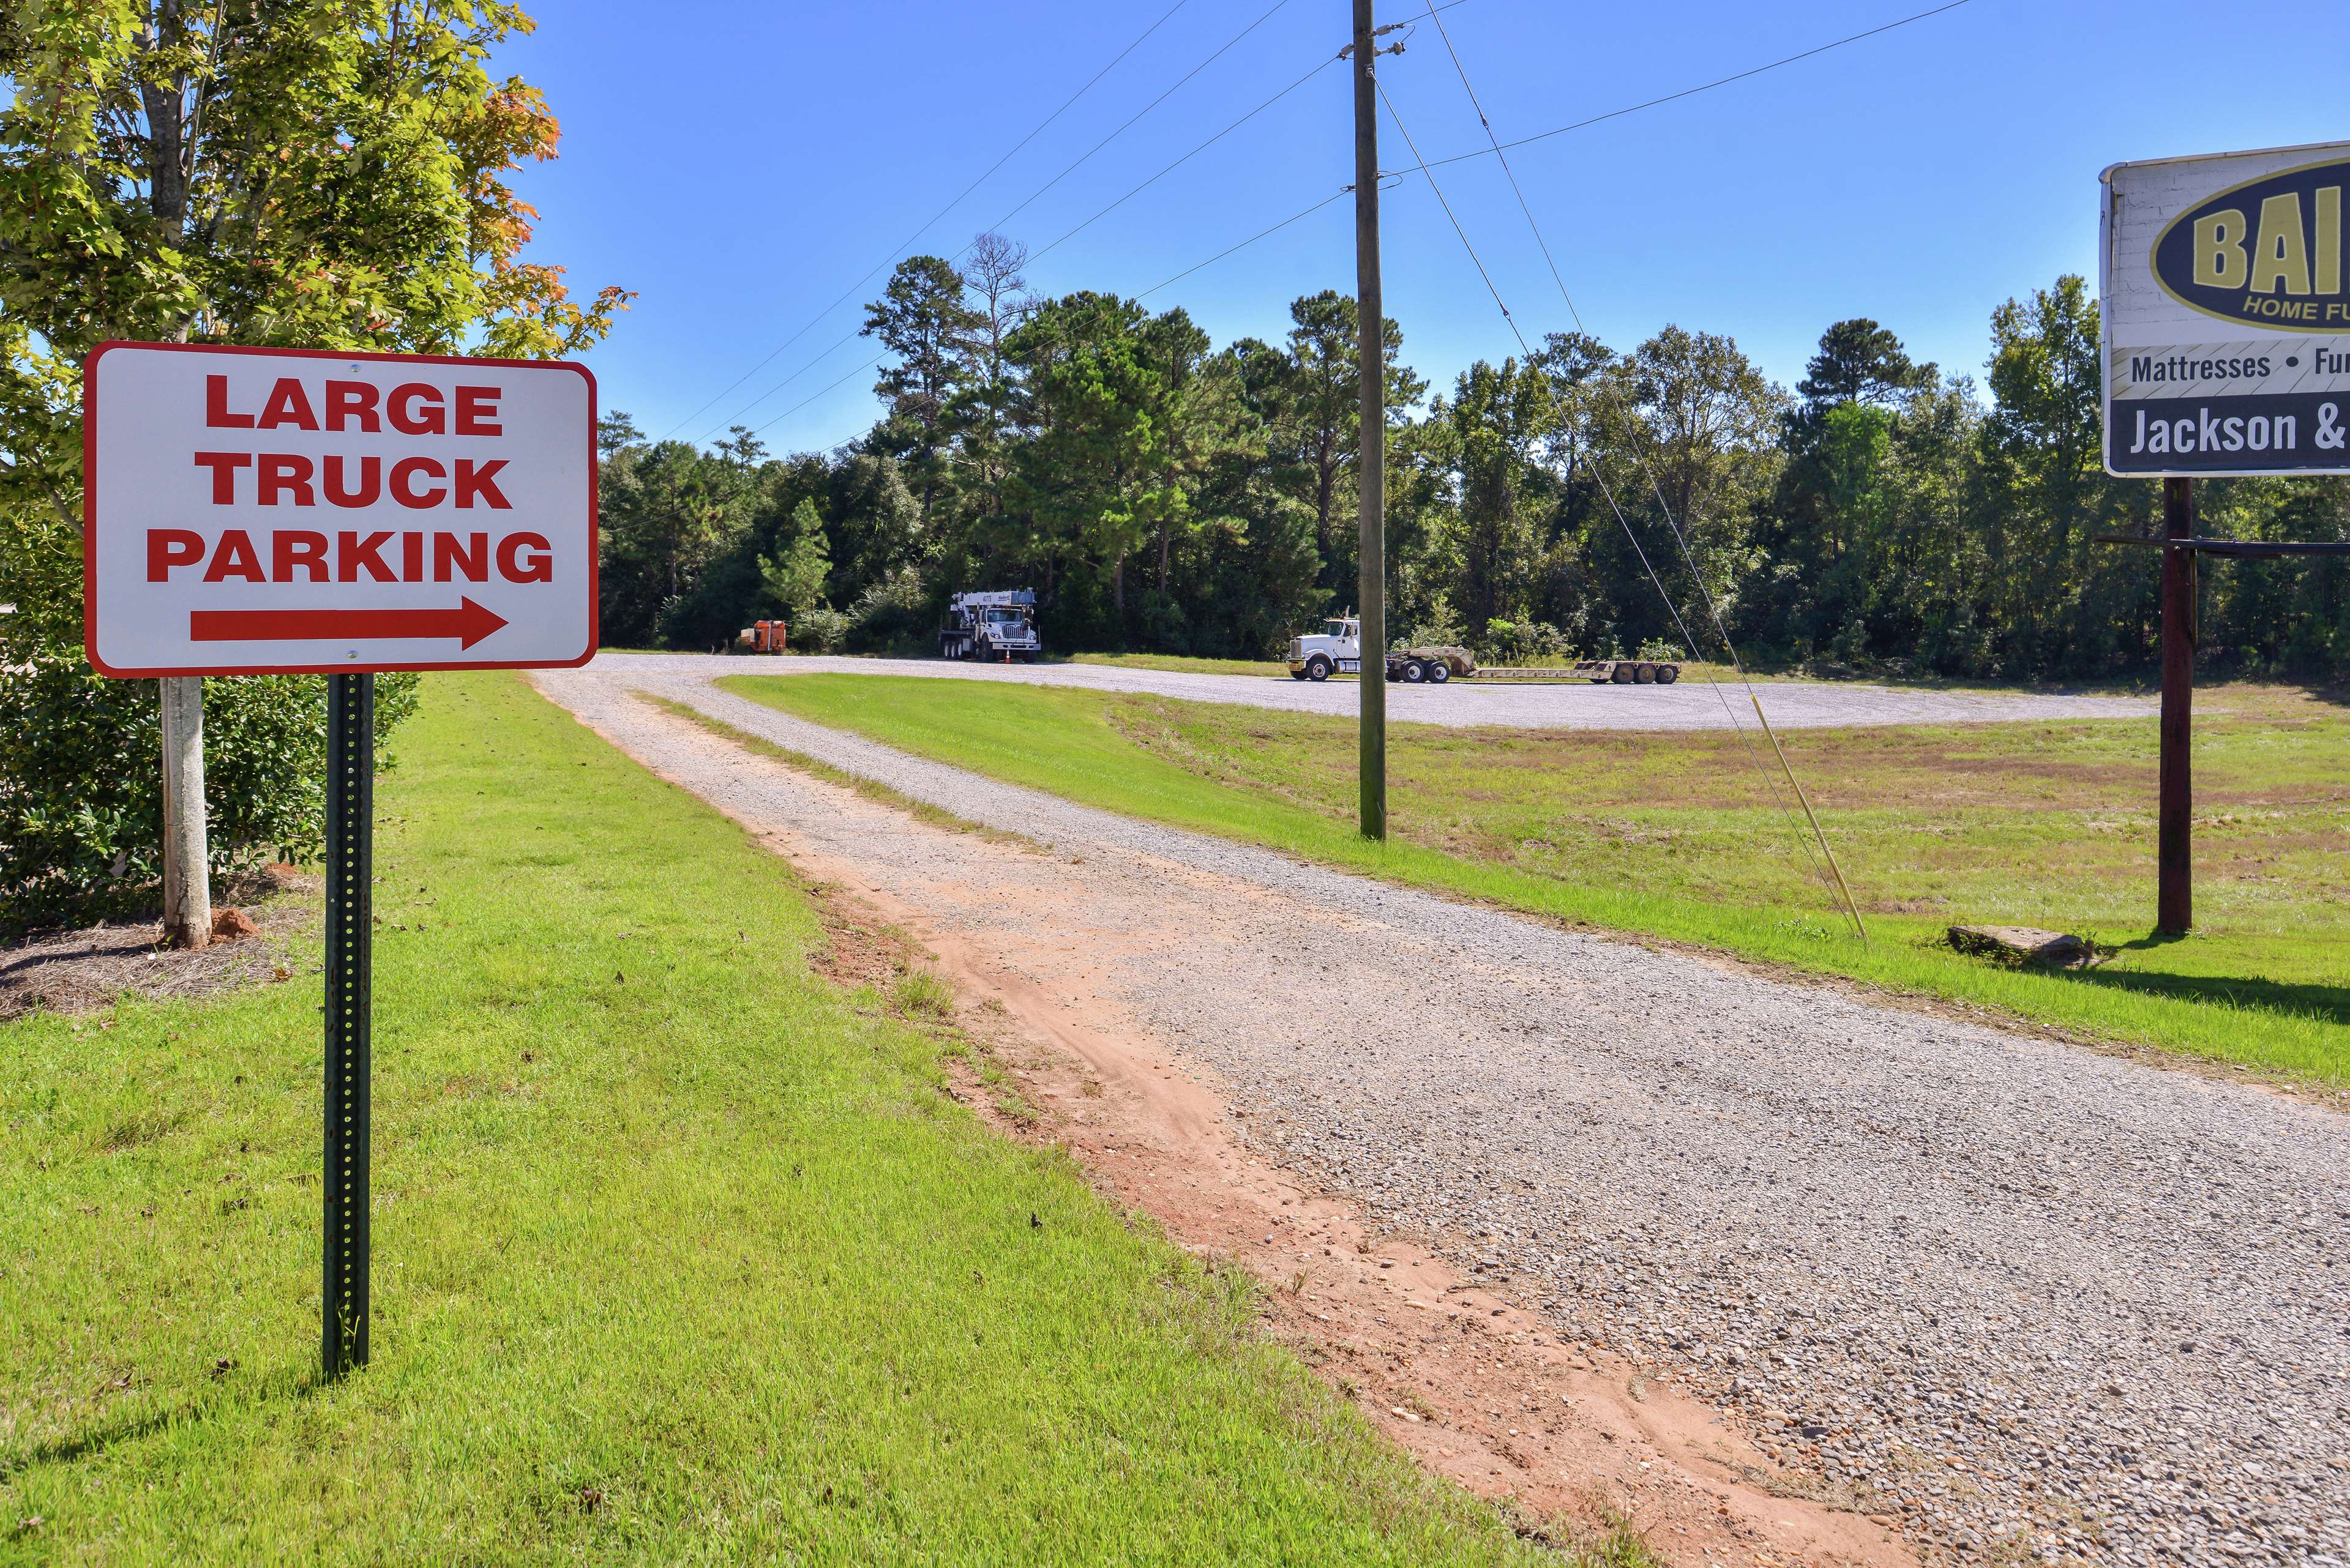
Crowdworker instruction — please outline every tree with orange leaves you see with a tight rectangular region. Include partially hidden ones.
[0,0,628,932]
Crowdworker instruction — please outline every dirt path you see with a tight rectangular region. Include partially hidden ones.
[534,666,2348,1568]
[588,652,2154,733]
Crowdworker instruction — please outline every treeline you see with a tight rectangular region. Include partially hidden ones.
[600,246,2350,681]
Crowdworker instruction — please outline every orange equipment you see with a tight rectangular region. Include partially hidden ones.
[736,620,787,654]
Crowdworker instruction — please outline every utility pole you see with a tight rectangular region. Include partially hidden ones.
[159,676,212,949]
[2157,477,2194,935]
[1351,0,1386,840]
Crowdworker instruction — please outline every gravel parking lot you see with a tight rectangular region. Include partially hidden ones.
[591,651,2154,732]
[540,662,2346,1567]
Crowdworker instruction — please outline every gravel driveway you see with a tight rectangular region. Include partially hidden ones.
[537,663,2347,1567]
[592,652,2152,732]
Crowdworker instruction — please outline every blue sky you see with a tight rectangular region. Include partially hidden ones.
[505,1,2350,454]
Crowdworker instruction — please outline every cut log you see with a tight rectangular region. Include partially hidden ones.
[1947,925,2096,969]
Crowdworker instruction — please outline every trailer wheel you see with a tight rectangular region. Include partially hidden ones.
[1611,662,1636,684]
[1400,659,1426,683]
[1633,662,1657,684]
[1306,655,1332,682]
[1656,663,1678,684]
[1426,659,1450,684]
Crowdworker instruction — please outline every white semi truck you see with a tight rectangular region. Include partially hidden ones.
[1286,614,1678,684]
[1287,617,1472,683]
[1286,616,1364,681]
[939,589,1042,662]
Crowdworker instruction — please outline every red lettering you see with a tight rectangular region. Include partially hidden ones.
[202,529,267,583]
[337,531,397,583]
[387,383,445,435]
[454,386,502,436]
[455,458,511,510]
[324,381,381,433]
[323,455,380,508]
[192,451,252,504]
[148,529,206,580]
[498,531,554,583]
[204,375,254,429]
[433,531,488,582]
[258,454,315,507]
[274,531,329,582]
[256,378,320,431]
[389,456,446,507]
[402,531,424,581]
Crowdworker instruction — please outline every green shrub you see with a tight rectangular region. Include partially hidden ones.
[1476,618,1573,666]
[0,651,417,936]
[845,565,933,653]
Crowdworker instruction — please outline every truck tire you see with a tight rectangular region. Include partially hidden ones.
[1656,663,1678,684]
[1306,655,1331,682]
[1426,659,1450,685]
[1400,659,1426,682]
[1611,662,1636,684]
[1633,662,1657,684]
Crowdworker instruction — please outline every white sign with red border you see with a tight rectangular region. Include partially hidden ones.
[84,342,597,677]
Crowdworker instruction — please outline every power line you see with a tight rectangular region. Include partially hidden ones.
[695,0,1309,445]
[747,353,890,442]
[1374,77,1852,925]
[978,0,1303,243]
[1031,53,1341,266]
[660,0,1196,441]
[1139,187,1349,299]
[1386,0,1974,180]
[1418,4,1865,928]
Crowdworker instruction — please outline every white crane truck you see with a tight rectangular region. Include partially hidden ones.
[939,589,1042,662]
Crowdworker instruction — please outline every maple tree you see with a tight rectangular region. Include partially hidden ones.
[0,1,625,931]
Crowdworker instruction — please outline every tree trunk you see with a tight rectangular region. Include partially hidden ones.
[148,26,209,947]
[159,675,212,949]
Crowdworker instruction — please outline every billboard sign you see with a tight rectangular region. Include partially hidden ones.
[84,342,597,676]
[2101,141,2350,476]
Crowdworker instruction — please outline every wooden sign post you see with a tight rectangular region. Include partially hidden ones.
[2100,141,2350,937]
[2156,479,2195,935]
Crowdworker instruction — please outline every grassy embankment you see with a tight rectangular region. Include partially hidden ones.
[724,674,2350,1088]
[0,672,1593,1565]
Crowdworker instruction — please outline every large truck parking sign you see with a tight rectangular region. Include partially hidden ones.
[2102,140,2350,477]
[81,340,597,1378]
[84,342,597,675]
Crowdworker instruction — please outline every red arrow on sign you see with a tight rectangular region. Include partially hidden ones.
[189,597,509,651]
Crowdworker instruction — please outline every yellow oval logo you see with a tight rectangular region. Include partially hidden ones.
[2153,158,2350,332]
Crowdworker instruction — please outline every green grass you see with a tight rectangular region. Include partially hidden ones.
[0,672,1577,1566]
[722,674,2350,1089]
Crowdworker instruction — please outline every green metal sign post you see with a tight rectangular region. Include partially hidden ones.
[321,673,374,1376]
